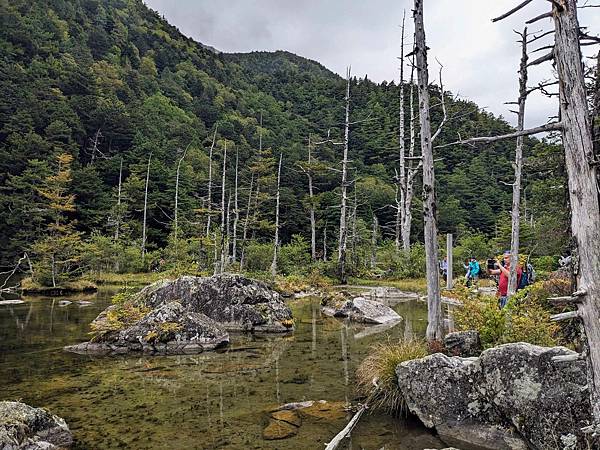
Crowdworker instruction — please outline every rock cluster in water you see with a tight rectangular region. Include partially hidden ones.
[0,401,72,449]
[396,342,596,450]
[65,274,293,356]
[322,296,401,324]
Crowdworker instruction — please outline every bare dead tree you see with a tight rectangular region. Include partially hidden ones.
[219,141,227,274]
[239,174,254,270]
[206,125,218,238]
[478,0,600,425]
[370,213,378,269]
[270,153,283,277]
[114,157,123,242]
[401,52,420,253]
[338,66,352,284]
[396,10,407,252]
[551,0,600,424]
[141,152,152,259]
[507,28,530,297]
[414,0,443,342]
[307,136,317,261]
[232,149,240,262]
[174,144,190,247]
[323,226,328,261]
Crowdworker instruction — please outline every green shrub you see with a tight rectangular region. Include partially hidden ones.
[453,281,562,348]
[279,234,311,275]
[243,242,273,272]
[376,242,426,279]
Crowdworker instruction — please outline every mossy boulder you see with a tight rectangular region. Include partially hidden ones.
[65,301,228,355]
[396,343,596,450]
[0,401,72,449]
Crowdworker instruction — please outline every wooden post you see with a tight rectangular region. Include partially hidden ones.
[446,233,453,290]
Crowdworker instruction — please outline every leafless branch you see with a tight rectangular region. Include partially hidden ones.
[526,11,553,25]
[492,0,535,22]
[436,122,563,148]
[431,60,447,143]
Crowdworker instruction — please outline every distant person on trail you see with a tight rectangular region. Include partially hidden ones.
[439,257,448,281]
[489,250,522,309]
[464,257,480,287]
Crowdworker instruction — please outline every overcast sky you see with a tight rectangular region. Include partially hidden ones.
[145,0,600,129]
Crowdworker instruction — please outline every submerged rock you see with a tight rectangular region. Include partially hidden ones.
[323,296,401,324]
[0,401,72,449]
[65,274,292,355]
[396,343,596,450]
[263,400,347,441]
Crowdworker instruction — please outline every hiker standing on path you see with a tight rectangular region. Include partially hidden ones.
[464,257,480,287]
[440,257,448,282]
[489,250,522,308]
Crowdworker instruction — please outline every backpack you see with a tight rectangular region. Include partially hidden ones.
[517,263,535,290]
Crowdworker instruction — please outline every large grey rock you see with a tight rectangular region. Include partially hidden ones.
[65,274,293,355]
[0,401,72,449]
[65,301,229,355]
[444,330,482,357]
[396,343,596,450]
[323,296,401,324]
[479,343,593,450]
[134,274,293,332]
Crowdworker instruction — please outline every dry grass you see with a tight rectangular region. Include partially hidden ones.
[355,339,428,413]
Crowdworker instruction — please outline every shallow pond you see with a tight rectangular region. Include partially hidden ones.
[0,287,445,449]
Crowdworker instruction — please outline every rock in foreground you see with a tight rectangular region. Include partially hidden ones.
[0,401,72,449]
[65,274,293,355]
[323,296,401,324]
[396,343,596,450]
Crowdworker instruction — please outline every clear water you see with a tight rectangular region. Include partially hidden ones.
[0,287,445,449]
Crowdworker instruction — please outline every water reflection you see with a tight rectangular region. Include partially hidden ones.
[0,288,444,449]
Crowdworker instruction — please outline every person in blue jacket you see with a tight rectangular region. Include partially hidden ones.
[464,257,481,287]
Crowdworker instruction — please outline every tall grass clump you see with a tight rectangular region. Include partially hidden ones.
[355,339,428,413]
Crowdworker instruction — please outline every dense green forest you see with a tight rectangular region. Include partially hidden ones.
[0,0,570,284]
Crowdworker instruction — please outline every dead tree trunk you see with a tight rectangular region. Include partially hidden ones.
[552,0,600,422]
[141,152,152,259]
[308,135,317,261]
[239,174,254,270]
[270,153,282,277]
[508,28,529,297]
[402,58,418,253]
[232,149,239,262]
[323,226,328,261]
[114,157,123,242]
[174,145,189,248]
[206,125,218,238]
[219,141,227,274]
[396,10,407,252]
[414,0,443,342]
[338,67,351,284]
[370,214,378,269]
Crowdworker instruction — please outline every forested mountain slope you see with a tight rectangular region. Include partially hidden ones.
[0,0,567,270]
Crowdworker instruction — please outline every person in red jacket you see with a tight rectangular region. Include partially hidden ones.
[489,250,522,308]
